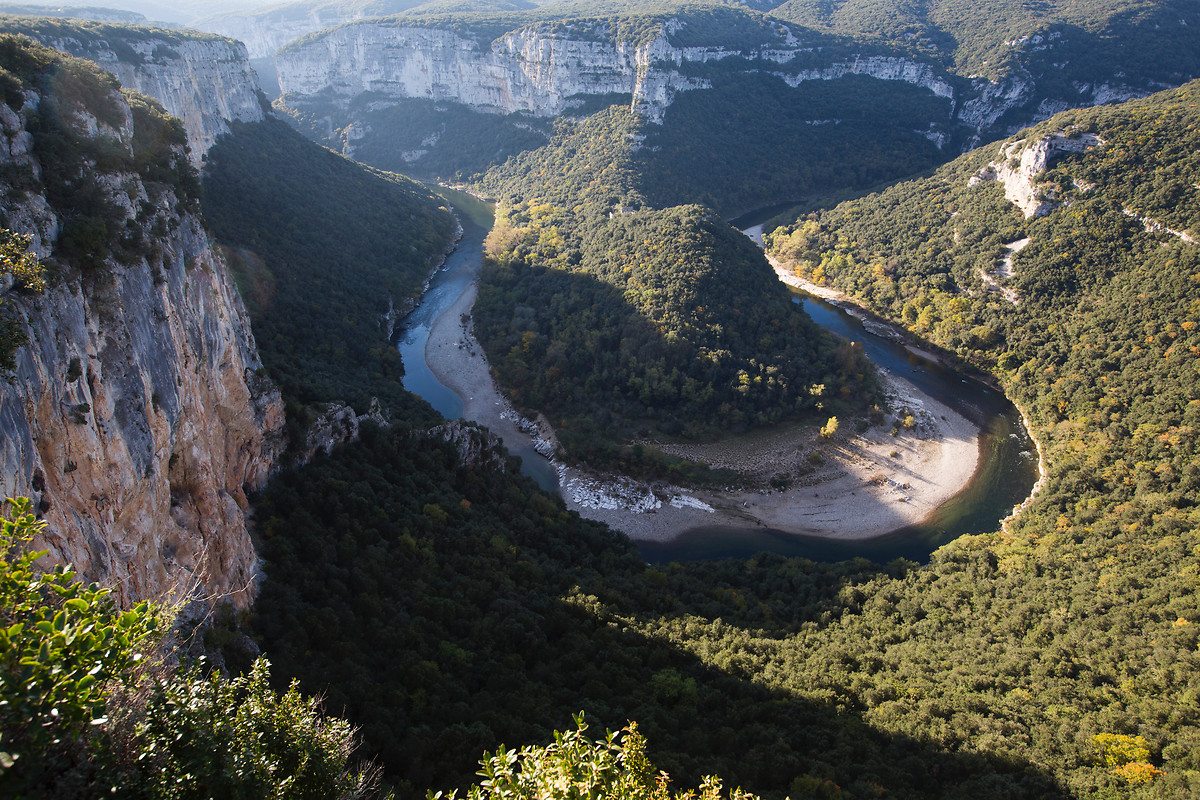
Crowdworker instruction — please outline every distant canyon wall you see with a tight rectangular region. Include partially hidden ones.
[273,20,961,126]
[27,28,265,161]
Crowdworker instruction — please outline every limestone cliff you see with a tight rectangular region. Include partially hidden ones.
[0,42,283,606]
[1,18,265,161]
[969,131,1104,218]
[196,0,428,59]
[275,16,957,126]
[271,10,1194,151]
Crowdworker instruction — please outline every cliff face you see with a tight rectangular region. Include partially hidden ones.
[7,22,265,161]
[195,0,428,58]
[0,47,284,606]
[275,19,958,126]
[273,13,1184,145]
[969,131,1104,218]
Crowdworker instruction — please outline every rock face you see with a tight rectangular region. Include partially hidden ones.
[0,64,284,607]
[771,55,955,99]
[301,400,388,462]
[271,13,1186,146]
[425,420,509,472]
[970,131,1103,217]
[275,19,958,125]
[957,74,1142,139]
[197,2,383,60]
[24,27,265,161]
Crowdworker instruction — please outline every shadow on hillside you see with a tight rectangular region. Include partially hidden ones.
[472,238,850,453]
[510,594,1067,800]
[989,4,1200,132]
[248,425,1064,800]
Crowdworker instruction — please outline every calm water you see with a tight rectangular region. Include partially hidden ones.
[638,293,1038,563]
[400,194,1039,564]
[637,211,1039,563]
[396,187,560,493]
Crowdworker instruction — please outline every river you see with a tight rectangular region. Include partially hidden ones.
[396,186,560,493]
[397,191,1039,563]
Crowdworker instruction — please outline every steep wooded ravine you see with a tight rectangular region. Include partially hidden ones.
[246,81,1200,800]
[3,10,1198,800]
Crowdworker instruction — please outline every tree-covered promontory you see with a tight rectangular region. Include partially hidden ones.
[472,106,877,468]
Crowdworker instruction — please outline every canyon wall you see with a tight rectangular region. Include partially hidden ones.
[0,47,283,606]
[274,19,958,125]
[270,14,1175,145]
[11,22,265,161]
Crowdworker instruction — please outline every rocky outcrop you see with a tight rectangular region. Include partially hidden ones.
[969,131,1103,217]
[425,420,508,471]
[196,0,397,59]
[275,19,958,125]
[19,25,264,161]
[957,73,1145,137]
[0,60,283,607]
[301,400,388,462]
[772,55,954,99]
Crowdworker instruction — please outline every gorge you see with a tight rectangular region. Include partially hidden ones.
[2,4,1199,799]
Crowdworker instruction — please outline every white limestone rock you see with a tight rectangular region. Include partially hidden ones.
[970,132,1103,218]
[32,31,265,162]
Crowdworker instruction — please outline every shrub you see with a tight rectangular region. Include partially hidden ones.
[0,495,390,799]
[0,497,159,794]
[432,714,758,800]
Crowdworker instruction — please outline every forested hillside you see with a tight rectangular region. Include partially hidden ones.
[771,0,1200,83]
[202,118,456,424]
[246,82,1200,800]
[640,70,947,215]
[759,80,1200,793]
[472,106,876,468]
[9,12,1200,800]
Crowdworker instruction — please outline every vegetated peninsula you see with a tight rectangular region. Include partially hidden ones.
[472,105,878,476]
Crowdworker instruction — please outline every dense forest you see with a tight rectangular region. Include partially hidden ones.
[771,0,1200,86]
[201,117,456,427]
[245,81,1200,800]
[7,14,1200,800]
[280,94,554,181]
[639,71,949,215]
[472,106,876,468]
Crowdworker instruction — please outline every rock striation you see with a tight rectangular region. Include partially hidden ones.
[275,18,959,126]
[0,53,284,607]
[12,23,265,161]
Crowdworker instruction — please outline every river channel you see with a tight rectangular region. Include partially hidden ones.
[397,190,1039,563]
